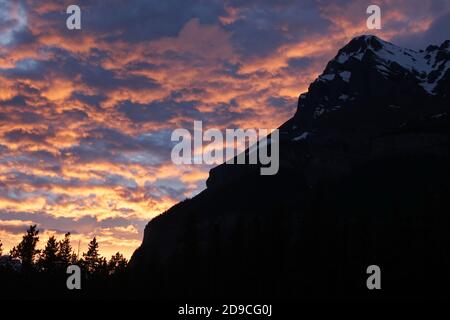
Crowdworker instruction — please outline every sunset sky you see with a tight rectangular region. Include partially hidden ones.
[0,0,449,258]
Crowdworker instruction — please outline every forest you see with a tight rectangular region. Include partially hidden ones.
[0,225,128,299]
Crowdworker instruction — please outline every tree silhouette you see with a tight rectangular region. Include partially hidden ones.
[10,225,40,272]
[57,232,76,268]
[0,225,132,299]
[97,257,109,276]
[108,252,128,275]
[39,236,58,273]
[83,237,101,274]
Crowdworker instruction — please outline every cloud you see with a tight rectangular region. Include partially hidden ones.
[78,0,225,43]
[224,0,331,58]
[0,0,28,46]
[0,219,36,234]
[4,128,50,143]
[393,9,450,49]
[117,98,201,123]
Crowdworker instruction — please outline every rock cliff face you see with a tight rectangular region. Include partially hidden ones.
[129,36,450,299]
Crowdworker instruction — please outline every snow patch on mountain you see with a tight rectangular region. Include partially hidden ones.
[331,35,450,94]
[314,107,325,118]
[292,132,310,141]
[319,74,335,81]
[339,71,351,82]
[431,112,448,119]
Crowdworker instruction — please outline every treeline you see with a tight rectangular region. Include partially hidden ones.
[0,225,129,299]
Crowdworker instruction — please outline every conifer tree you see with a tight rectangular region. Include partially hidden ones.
[97,256,109,277]
[10,225,40,271]
[108,252,128,275]
[58,232,76,267]
[39,236,59,272]
[83,237,100,274]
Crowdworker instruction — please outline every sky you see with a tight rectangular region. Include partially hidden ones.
[0,0,449,259]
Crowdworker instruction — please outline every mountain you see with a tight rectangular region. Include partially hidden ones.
[128,35,450,299]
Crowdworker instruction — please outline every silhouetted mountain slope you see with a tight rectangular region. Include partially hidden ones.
[129,35,450,299]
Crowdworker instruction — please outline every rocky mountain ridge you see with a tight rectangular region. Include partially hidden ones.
[129,35,450,299]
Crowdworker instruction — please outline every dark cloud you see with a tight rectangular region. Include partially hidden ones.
[62,127,174,165]
[0,59,46,80]
[117,98,201,123]
[169,87,207,99]
[0,210,147,236]
[394,9,450,50]
[3,129,50,143]
[0,95,27,107]
[266,96,294,108]
[71,0,225,43]
[80,65,161,91]
[26,150,60,163]
[2,171,74,189]
[61,109,89,122]
[70,92,107,108]
[214,61,253,80]
[145,178,189,201]
[225,0,330,57]
[285,57,316,70]
[7,26,36,47]
[2,53,161,92]
[0,222,34,235]
[125,61,160,72]
[0,95,45,124]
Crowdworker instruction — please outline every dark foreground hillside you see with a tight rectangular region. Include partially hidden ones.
[128,153,450,299]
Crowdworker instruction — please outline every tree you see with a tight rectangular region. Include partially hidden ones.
[97,257,109,277]
[0,239,3,256]
[83,237,101,274]
[108,252,128,275]
[58,232,76,267]
[10,225,40,271]
[39,236,59,272]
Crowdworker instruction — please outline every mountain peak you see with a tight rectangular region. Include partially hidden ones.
[338,34,386,56]
[334,35,419,67]
[287,36,450,138]
[313,35,450,99]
